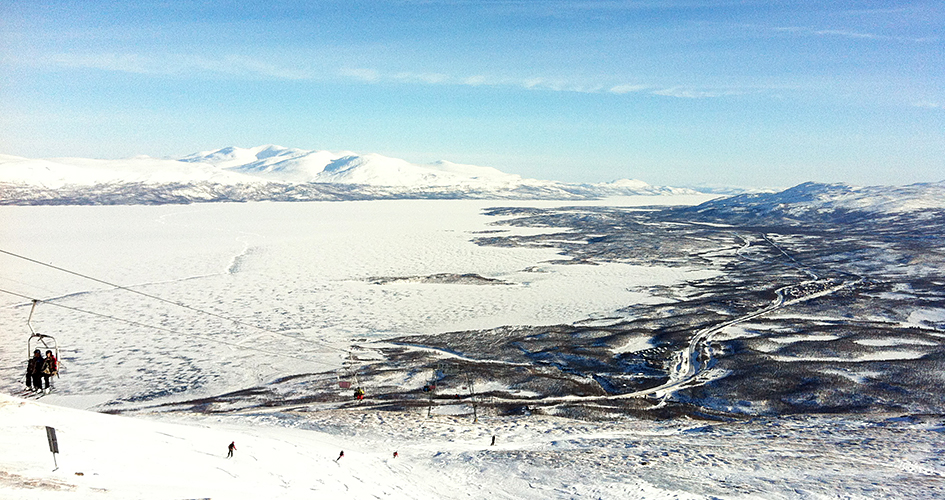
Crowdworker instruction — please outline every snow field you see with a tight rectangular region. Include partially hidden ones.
[0,199,714,406]
[5,394,943,499]
[0,394,411,499]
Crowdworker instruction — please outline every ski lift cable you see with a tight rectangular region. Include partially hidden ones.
[0,287,338,368]
[1,287,185,337]
[0,274,59,296]
[0,248,349,355]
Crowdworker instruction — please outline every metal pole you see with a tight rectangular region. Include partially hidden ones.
[427,367,436,417]
[27,300,38,357]
[28,300,39,335]
[465,373,478,423]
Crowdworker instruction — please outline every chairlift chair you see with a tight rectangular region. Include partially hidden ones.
[26,300,60,372]
[339,352,364,398]
[338,362,359,390]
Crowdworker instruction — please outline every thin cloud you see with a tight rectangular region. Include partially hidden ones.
[463,75,488,86]
[773,26,938,44]
[216,55,313,80]
[24,51,754,101]
[342,69,616,94]
[609,84,649,94]
[32,52,315,80]
[522,77,546,89]
[339,68,382,82]
[43,53,153,74]
[650,86,734,98]
[392,72,451,84]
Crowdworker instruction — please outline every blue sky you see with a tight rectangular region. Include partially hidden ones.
[1,0,942,187]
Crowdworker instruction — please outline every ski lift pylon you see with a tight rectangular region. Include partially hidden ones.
[338,350,362,396]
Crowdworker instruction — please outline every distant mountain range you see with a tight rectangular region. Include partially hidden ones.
[1,147,943,214]
[0,145,696,204]
[673,180,945,227]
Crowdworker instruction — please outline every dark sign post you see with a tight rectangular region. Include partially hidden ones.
[45,426,59,470]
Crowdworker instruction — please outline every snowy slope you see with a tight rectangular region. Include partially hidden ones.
[2,394,943,500]
[314,154,530,187]
[181,144,313,169]
[183,145,351,183]
[686,181,945,220]
[182,146,530,187]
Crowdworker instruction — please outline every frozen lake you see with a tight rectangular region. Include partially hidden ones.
[0,196,717,405]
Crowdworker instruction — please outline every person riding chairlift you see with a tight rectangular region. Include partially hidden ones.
[41,350,58,393]
[26,349,43,392]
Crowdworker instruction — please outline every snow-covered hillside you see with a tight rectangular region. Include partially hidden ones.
[682,181,945,223]
[183,145,525,187]
[183,145,351,183]
[0,145,695,204]
[3,393,943,500]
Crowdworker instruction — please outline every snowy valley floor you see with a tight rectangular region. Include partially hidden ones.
[2,394,944,499]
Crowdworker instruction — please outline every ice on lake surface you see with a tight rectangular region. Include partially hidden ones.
[0,197,716,405]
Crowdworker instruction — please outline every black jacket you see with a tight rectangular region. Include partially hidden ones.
[27,356,43,375]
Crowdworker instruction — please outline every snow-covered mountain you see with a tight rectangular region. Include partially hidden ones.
[676,180,945,226]
[182,145,525,187]
[181,145,351,183]
[0,145,696,204]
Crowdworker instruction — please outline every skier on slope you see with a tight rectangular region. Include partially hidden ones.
[336,450,344,461]
[227,441,236,458]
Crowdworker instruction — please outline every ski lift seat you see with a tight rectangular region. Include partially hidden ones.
[26,301,60,369]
